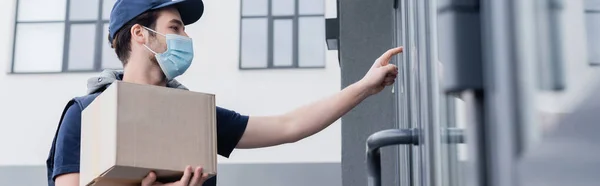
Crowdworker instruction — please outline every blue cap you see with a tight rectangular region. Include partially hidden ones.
[108,0,204,42]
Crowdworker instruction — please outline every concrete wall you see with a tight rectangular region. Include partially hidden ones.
[0,0,342,185]
[338,1,398,186]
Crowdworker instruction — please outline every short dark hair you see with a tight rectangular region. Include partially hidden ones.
[108,10,158,66]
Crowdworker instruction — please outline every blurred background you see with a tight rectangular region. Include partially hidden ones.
[1,0,600,186]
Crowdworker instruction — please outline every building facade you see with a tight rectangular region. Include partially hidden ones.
[3,0,600,186]
[0,0,342,185]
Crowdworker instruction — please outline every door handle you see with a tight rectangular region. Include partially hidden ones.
[366,129,418,186]
[366,128,464,186]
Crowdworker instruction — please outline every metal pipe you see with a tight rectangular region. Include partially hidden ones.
[365,127,465,186]
[366,129,418,186]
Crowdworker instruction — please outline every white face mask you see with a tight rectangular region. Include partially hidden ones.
[142,26,194,80]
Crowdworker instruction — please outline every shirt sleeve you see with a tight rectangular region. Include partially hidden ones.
[216,107,249,158]
[51,103,82,180]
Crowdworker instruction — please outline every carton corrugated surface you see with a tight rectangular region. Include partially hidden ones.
[80,81,217,186]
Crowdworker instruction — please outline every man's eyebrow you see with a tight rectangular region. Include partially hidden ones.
[169,19,184,27]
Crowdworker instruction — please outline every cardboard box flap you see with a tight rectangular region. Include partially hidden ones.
[87,166,139,186]
[101,165,193,180]
[87,178,139,186]
[91,165,216,186]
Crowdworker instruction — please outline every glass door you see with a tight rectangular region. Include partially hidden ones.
[396,0,434,185]
[406,0,423,185]
[395,0,470,186]
[435,0,480,186]
[390,0,585,186]
[393,0,413,184]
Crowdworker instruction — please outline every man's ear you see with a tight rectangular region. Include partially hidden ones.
[131,24,146,44]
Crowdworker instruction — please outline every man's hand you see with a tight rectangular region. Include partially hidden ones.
[141,166,209,186]
[358,47,403,96]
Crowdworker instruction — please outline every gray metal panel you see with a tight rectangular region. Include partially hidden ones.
[437,0,482,93]
[480,0,521,186]
[338,0,398,186]
[0,163,341,186]
[325,18,339,51]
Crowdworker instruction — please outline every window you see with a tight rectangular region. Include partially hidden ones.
[11,0,121,73]
[585,0,600,65]
[239,0,326,69]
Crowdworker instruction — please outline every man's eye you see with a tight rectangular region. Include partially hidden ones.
[170,26,179,31]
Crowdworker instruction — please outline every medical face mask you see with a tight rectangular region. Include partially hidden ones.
[143,26,194,80]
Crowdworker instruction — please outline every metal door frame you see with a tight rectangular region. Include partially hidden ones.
[394,0,413,185]
[371,0,574,186]
[395,0,445,185]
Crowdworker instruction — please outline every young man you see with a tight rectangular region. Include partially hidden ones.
[45,0,403,186]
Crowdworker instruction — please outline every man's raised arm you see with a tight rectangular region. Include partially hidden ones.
[236,47,403,148]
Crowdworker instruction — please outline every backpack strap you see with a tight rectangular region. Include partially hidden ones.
[46,92,101,185]
[46,99,76,185]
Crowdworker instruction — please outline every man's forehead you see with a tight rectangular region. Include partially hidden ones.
[156,7,183,22]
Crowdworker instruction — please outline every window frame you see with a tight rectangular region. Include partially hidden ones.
[238,0,326,70]
[10,0,115,74]
[585,0,600,66]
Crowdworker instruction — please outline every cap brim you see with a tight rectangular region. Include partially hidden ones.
[151,0,204,25]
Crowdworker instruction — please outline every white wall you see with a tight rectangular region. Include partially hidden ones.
[0,0,342,166]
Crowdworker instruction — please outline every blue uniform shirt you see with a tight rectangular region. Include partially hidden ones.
[46,93,249,186]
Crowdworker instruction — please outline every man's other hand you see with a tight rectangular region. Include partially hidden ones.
[141,166,209,186]
[358,46,403,96]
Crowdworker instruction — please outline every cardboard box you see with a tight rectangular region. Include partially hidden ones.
[80,81,217,186]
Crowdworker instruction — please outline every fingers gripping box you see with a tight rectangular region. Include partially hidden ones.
[80,81,217,186]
